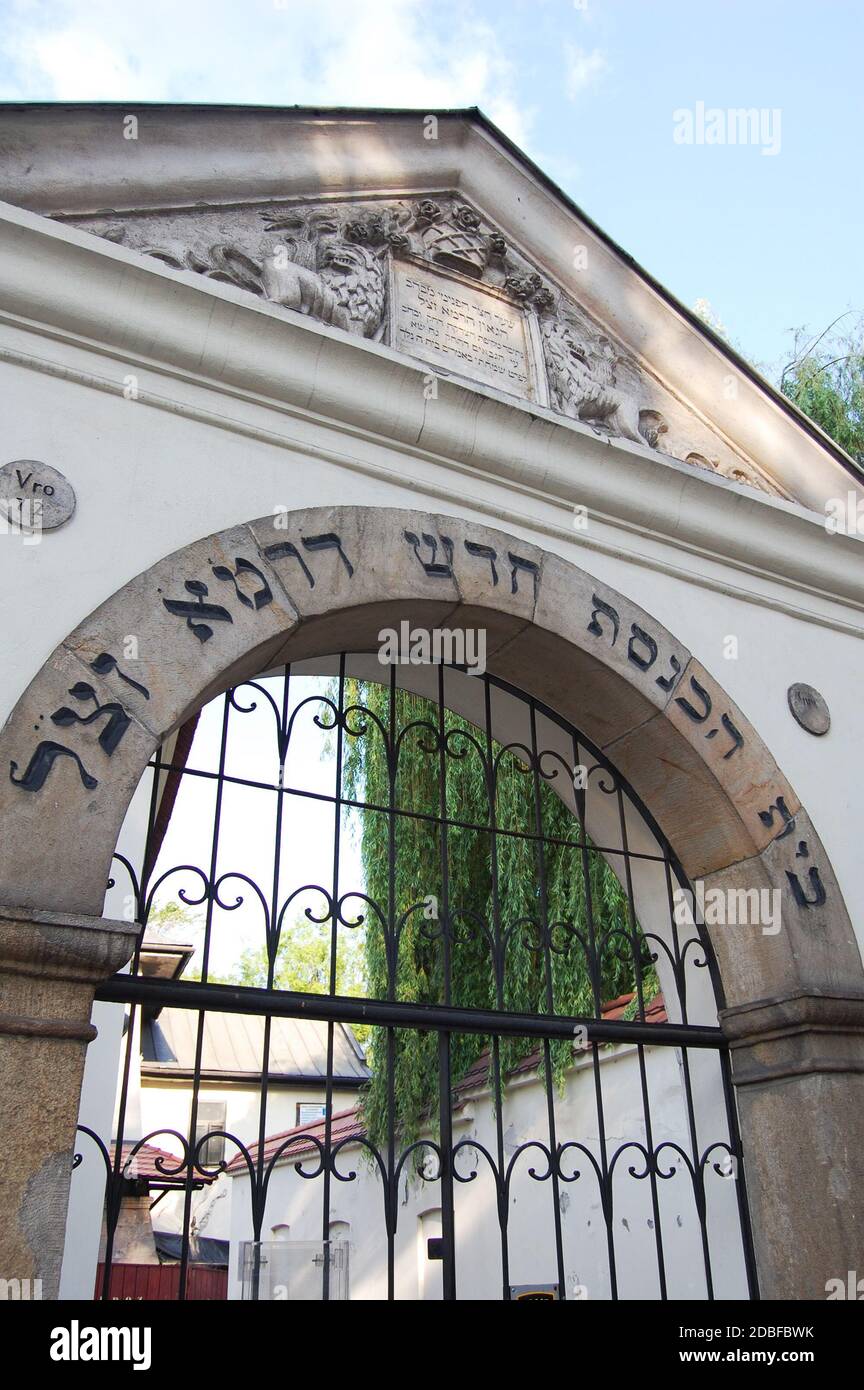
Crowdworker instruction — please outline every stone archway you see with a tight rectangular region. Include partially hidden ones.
[1,504,862,1299]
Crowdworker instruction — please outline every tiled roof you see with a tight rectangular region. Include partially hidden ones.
[600,991,668,1024]
[114,1140,218,1187]
[225,1107,364,1172]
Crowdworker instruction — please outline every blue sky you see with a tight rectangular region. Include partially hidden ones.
[0,0,860,374]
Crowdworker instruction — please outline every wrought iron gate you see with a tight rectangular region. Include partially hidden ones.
[76,653,758,1301]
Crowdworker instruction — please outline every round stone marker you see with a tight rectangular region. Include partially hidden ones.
[787,683,830,736]
[0,460,76,532]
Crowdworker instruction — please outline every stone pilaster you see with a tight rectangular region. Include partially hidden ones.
[0,906,137,1299]
[721,989,864,1300]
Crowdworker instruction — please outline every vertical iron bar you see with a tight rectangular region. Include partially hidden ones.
[101,751,162,1299]
[436,663,457,1299]
[528,701,566,1299]
[437,1031,457,1301]
[386,661,398,1300]
[616,785,667,1300]
[249,665,291,1302]
[321,654,346,1300]
[178,690,231,1302]
[660,858,713,1297]
[483,675,511,1299]
[572,733,618,1299]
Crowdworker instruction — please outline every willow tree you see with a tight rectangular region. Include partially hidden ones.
[337,678,656,1148]
[781,317,864,465]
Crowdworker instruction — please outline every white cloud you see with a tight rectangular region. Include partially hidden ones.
[16,31,148,100]
[0,0,533,147]
[564,42,608,98]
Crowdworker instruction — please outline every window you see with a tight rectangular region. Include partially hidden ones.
[296,1102,328,1127]
[194,1100,226,1167]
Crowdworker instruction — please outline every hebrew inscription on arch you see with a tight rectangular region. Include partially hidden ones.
[5,506,787,899]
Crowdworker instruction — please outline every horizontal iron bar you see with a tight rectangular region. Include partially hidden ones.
[97,975,726,1049]
[140,1067,363,1088]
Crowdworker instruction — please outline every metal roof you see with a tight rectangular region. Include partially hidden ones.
[142,1007,369,1084]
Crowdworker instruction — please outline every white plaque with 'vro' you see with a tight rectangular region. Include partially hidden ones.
[390,259,544,404]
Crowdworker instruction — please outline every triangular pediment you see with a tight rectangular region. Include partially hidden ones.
[0,103,858,512]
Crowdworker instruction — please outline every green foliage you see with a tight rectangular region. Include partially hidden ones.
[339,679,656,1150]
[229,921,370,1042]
[781,317,864,465]
[231,918,366,994]
[146,900,201,934]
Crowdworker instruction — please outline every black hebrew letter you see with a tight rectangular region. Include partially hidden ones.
[302,532,355,578]
[211,557,274,611]
[655,655,682,693]
[263,542,315,588]
[719,712,744,760]
[627,624,658,672]
[90,653,150,700]
[587,595,620,646]
[758,795,795,839]
[507,553,540,602]
[786,866,827,908]
[50,683,131,757]
[404,530,454,579]
[675,676,712,723]
[163,580,234,643]
[464,540,499,586]
[10,741,99,792]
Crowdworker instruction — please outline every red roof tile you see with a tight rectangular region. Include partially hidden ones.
[225,1107,364,1173]
[115,1140,218,1186]
[600,991,667,1024]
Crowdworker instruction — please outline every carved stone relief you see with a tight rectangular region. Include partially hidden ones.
[68,195,784,497]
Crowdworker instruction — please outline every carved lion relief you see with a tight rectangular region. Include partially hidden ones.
[541,312,654,447]
[71,196,784,498]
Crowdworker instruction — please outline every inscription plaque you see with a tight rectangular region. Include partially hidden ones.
[787,683,830,737]
[390,259,542,403]
[0,459,76,532]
